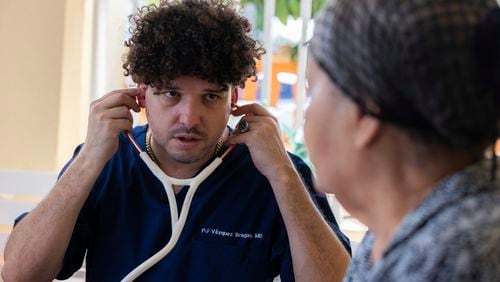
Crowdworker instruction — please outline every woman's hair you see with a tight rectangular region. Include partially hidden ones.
[123,0,265,89]
[310,0,499,153]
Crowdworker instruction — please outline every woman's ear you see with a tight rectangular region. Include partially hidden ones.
[354,114,381,149]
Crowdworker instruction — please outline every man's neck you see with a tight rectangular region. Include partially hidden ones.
[152,143,212,179]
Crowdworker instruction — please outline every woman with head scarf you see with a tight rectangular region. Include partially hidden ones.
[306,0,500,280]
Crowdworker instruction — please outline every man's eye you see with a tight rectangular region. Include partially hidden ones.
[163,91,180,98]
[153,90,179,98]
[205,93,220,101]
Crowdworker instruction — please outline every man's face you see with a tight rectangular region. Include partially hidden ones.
[144,75,232,165]
[304,58,358,195]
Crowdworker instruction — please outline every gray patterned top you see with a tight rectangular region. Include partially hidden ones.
[345,160,500,281]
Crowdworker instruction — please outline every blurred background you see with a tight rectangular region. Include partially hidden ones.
[2,0,499,279]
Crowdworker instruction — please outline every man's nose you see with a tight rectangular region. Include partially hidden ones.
[178,98,202,128]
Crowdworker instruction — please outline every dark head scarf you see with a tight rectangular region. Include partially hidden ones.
[310,0,500,150]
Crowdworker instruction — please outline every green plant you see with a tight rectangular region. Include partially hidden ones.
[241,0,329,30]
[144,0,328,31]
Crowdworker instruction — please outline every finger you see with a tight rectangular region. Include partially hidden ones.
[229,122,276,145]
[100,106,134,124]
[92,92,141,113]
[232,103,274,118]
[233,118,287,138]
[234,119,250,134]
[234,116,279,135]
[109,118,134,134]
[106,92,141,112]
[240,115,279,125]
[95,118,134,137]
[228,128,251,144]
[106,88,144,98]
[94,88,144,103]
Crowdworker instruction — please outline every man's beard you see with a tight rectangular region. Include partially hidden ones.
[167,142,215,164]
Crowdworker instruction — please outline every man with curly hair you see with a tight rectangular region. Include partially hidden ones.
[2,0,350,281]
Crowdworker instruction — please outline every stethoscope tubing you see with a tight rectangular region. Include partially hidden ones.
[121,133,233,281]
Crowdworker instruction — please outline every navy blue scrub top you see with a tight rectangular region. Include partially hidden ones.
[16,125,350,281]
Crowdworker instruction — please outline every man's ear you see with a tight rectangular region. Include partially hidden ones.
[354,114,381,149]
[138,95,146,108]
[231,87,239,108]
[137,84,146,108]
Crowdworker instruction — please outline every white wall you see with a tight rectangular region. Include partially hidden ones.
[0,0,66,171]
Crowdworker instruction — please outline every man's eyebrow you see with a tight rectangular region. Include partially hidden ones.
[204,86,228,93]
[161,83,179,90]
[155,85,228,92]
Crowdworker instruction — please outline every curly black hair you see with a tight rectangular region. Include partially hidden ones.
[123,0,265,89]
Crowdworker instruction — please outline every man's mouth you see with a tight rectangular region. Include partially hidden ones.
[176,136,200,142]
[174,134,203,145]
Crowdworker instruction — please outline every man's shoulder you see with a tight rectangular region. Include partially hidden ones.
[284,150,303,162]
[287,152,311,170]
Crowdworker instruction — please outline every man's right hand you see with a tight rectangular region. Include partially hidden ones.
[81,88,142,164]
[1,88,143,282]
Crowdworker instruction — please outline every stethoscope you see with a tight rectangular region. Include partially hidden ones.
[120,125,243,281]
